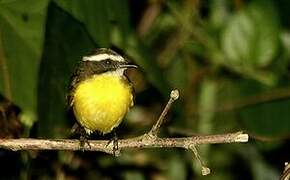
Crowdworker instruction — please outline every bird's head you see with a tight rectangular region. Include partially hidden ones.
[82,48,137,75]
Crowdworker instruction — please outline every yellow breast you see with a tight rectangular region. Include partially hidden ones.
[72,74,133,134]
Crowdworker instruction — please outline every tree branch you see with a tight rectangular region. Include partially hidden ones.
[148,89,179,137]
[0,89,249,175]
[0,131,248,153]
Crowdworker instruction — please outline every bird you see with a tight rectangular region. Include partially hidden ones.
[67,48,137,150]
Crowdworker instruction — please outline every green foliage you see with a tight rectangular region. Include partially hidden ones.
[0,0,49,128]
[53,0,130,47]
[221,0,280,85]
[222,0,279,68]
[239,80,290,137]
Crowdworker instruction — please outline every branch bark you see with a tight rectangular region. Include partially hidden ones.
[0,131,248,154]
[148,89,179,137]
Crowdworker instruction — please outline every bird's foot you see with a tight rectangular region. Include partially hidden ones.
[106,130,119,156]
[79,134,91,151]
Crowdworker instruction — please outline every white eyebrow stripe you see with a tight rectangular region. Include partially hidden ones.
[82,54,125,62]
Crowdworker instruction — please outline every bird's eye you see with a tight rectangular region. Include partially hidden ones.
[105,59,110,64]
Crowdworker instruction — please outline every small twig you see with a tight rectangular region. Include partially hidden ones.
[137,0,162,37]
[148,89,179,137]
[280,162,290,180]
[189,145,210,175]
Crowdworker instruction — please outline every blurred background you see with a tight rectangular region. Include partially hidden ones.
[0,0,290,179]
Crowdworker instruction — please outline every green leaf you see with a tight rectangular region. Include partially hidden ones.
[239,80,290,137]
[53,0,130,47]
[0,0,49,127]
[222,0,280,68]
[240,99,290,137]
[37,3,95,138]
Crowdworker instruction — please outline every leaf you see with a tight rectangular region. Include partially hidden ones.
[37,3,95,138]
[239,80,290,137]
[0,0,49,127]
[221,0,280,69]
[240,99,290,137]
[53,0,130,47]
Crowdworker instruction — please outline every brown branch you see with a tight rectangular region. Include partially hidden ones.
[189,145,211,175]
[148,89,179,137]
[0,89,249,175]
[280,162,290,180]
[137,0,162,37]
[0,131,248,153]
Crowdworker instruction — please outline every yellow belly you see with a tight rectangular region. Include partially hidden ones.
[72,74,133,134]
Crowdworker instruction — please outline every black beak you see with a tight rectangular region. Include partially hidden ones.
[118,62,138,69]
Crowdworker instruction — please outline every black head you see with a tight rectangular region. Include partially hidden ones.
[81,48,137,74]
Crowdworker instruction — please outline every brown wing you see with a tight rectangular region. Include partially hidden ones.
[66,61,92,107]
[122,74,135,107]
[67,67,81,107]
